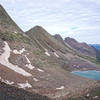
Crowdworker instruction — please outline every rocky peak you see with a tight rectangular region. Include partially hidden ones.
[53,34,66,45]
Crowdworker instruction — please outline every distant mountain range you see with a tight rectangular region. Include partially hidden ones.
[0,4,100,100]
[91,44,100,50]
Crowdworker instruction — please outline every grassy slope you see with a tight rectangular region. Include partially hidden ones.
[78,54,100,66]
[0,5,100,99]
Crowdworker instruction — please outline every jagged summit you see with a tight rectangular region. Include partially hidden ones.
[0,4,23,33]
[53,34,64,44]
[53,34,63,39]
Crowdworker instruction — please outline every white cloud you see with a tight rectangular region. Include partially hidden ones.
[89,0,100,4]
[0,0,100,44]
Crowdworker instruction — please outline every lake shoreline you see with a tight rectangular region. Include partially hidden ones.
[72,70,100,80]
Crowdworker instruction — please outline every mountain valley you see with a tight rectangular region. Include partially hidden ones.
[0,4,100,100]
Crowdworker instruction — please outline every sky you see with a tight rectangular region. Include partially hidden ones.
[0,0,100,44]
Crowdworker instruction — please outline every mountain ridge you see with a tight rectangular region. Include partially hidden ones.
[0,4,23,33]
[0,4,100,100]
[25,25,73,54]
[64,37,97,58]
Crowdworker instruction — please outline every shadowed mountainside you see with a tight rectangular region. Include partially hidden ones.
[64,37,96,58]
[64,37,100,64]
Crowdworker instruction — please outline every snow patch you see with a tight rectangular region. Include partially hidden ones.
[45,52,50,56]
[56,86,64,90]
[54,52,59,57]
[13,48,25,54]
[14,31,17,33]
[18,81,32,89]
[73,65,80,68]
[1,79,14,85]
[93,96,98,99]
[73,65,76,67]
[0,41,32,77]
[77,65,80,68]
[37,68,44,72]
[4,80,14,85]
[86,93,90,97]
[25,55,31,63]
[26,64,35,70]
[33,78,39,82]
[25,55,35,69]
[27,53,29,55]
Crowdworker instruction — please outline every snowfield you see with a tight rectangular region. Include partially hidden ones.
[56,86,65,90]
[0,41,32,77]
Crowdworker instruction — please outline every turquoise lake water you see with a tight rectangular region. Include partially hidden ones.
[72,70,100,80]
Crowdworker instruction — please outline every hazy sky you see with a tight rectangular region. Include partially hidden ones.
[0,0,100,44]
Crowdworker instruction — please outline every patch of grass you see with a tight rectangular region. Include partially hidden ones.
[0,31,15,41]
[0,31,33,45]
[32,49,42,56]
[78,54,100,65]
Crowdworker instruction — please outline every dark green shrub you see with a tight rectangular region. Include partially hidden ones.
[0,31,32,45]
[0,31,15,41]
